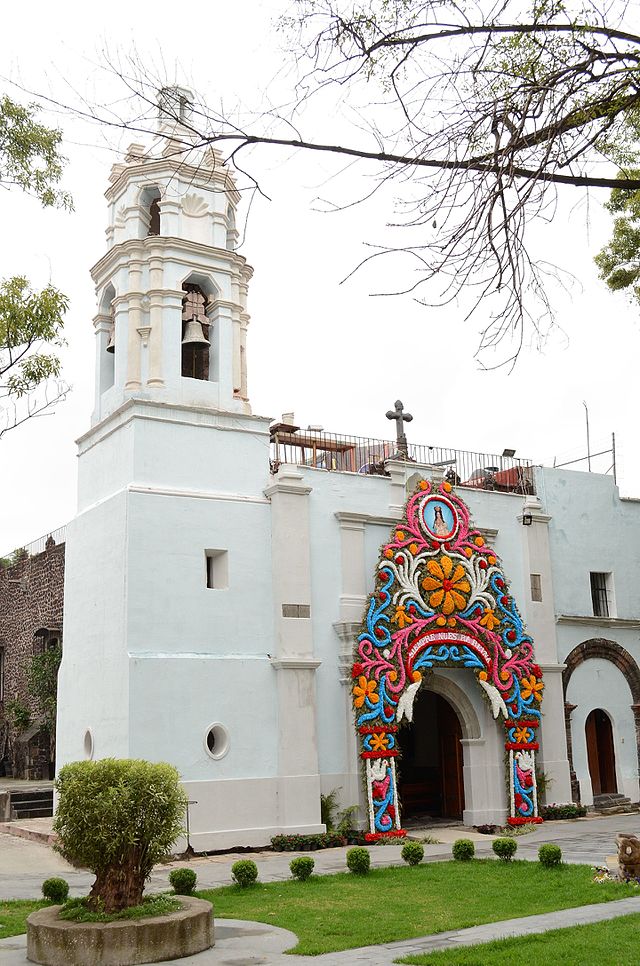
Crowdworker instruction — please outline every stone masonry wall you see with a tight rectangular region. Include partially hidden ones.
[0,538,65,778]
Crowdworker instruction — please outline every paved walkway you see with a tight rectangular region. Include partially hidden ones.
[3,897,640,965]
[1,813,639,964]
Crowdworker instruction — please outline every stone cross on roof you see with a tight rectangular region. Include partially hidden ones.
[386,399,413,458]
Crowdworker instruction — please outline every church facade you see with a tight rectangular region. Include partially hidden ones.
[53,97,640,849]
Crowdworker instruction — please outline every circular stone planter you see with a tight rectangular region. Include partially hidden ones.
[27,896,214,966]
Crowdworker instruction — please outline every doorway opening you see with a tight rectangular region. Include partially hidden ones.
[585,708,617,797]
[397,690,465,820]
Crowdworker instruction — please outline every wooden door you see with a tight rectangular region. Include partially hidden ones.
[586,708,617,797]
[438,696,465,819]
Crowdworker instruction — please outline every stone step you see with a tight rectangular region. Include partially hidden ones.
[593,792,631,808]
[589,804,639,816]
[11,805,54,820]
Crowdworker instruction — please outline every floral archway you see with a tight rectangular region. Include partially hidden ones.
[352,478,544,839]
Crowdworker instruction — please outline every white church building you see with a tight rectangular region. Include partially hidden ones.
[56,94,640,850]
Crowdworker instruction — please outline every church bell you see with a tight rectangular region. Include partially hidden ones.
[106,325,115,354]
[181,319,209,348]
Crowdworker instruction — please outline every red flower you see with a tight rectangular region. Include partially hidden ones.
[514,793,524,809]
[532,664,542,678]
[352,663,363,679]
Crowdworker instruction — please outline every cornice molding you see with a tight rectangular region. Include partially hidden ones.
[556,614,640,629]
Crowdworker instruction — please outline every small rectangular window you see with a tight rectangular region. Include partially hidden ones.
[205,550,228,590]
[530,574,542,602]
[590,572,612,618]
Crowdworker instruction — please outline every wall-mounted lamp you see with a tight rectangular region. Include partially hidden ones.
[522,511,533,526]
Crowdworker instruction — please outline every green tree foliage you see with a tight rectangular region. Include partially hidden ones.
[595,170,640,306]
[53,759,187,913]
[0,96,71,436]
[0,96,72,209]
[27,643,62,761]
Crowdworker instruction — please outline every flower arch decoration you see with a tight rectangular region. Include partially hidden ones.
[352,478,544,839]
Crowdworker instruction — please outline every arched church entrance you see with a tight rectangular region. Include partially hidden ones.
[585,708,617,797]
[398,691,464,820]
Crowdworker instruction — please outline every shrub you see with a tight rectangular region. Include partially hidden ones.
[401,842,425,866]
[168,867,197,895]
[290,856,315,881]
[53,758,187,913]
[346,846,370,875]
[540,803,587,821]
[231,859,258,887]
[42,877,69,903]
[538,844,562,867]
[492,837,518,861]
[452,838,475,861]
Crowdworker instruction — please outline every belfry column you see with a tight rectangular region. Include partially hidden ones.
[125,258,143,390]
[519,493,572,803]
[265,465,323,833]
[147,253,164,387]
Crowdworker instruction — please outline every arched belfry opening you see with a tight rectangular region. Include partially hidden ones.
[181,283,210,380]
[138,186,162,238]
[352,478,545,840]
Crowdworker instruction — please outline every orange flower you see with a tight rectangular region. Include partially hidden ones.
[396,531,406,541]
[479,608,500,631]
[392,605,413,629]
[369,733,389,752]
[409,543,419,554]
[353,676,378,708]
[521,675,544,702]
[421,555,470,615]
[442,481,452,493]
[514,726,530,743]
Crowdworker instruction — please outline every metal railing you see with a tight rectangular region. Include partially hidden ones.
[1,525,67,563]
[270,428,535,495]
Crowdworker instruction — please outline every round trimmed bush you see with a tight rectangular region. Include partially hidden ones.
[452,838,475,861]
[169,867,197,894]
[232,859,258,887]
[401,842,425,866]
[290,856,315,881]
[346,846,370,875]
[42,877,69,903]
[538,843,562,867]
[53,758,187,913]
[492,837,518,861]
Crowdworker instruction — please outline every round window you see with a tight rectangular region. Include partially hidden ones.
[204,723,229,760]
[83,729,94,760]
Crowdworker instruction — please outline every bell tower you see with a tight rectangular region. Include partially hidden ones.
[91,88,251,424]
[56,90,292,850]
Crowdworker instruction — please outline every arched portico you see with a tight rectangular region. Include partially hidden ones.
[353,479,544,839]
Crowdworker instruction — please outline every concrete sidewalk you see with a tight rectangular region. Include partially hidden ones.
[2,897,640,966]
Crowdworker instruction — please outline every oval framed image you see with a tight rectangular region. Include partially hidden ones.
[83,728,94,760]
[204,722,230,761]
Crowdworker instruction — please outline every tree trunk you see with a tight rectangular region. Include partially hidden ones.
[89,850,146,913]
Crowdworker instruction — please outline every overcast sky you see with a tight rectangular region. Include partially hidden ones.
[1,1,638,555]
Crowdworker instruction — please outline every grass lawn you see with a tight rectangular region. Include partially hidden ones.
[398,912,640,966]
[199,860,637,955]
[0,900,47,939]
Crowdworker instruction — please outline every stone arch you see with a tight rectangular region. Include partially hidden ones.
[562,638,640,804]
[424,674,481,740]
[563,638,640,703]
